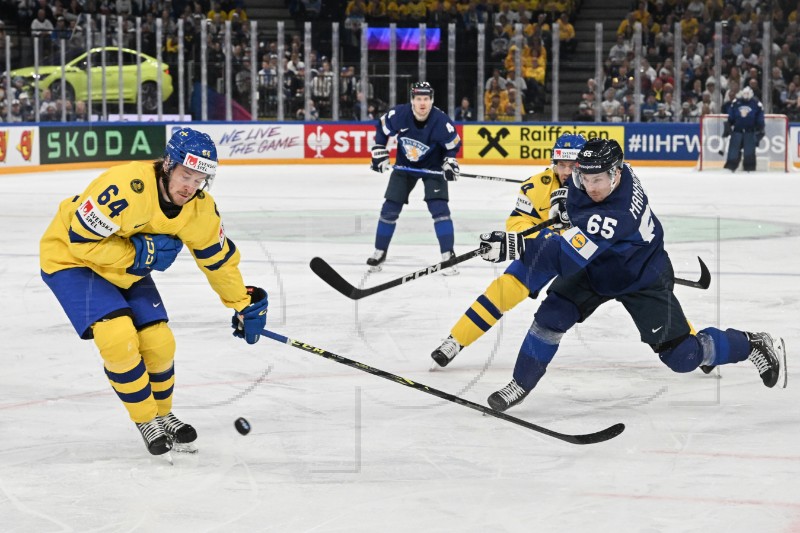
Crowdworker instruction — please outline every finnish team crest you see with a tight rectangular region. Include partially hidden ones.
[400,138,430,162]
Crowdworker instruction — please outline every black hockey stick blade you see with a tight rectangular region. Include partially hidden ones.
[261,329,625,445]
[310,247,486,300]
[310,217,558,300]
[674,256,711,289]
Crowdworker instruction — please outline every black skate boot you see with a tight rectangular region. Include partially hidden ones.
[431,335,462,368]
[136,418,172,456]
[159,412,198,453]
[366,249,386,271]
[487,379,531,412]
[700,365,716,374]
[746,332,787,388]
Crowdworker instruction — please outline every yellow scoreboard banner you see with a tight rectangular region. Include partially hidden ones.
[462,125,625,163]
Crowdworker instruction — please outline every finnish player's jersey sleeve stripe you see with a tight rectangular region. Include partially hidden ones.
[73,212,110,239]
[204,239,237,271]
[194,240,225,259]
[477,294,503,320]
[68,228,102,243]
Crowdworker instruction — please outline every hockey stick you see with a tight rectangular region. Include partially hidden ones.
[393,165,525,184]
[260,328,625,445]
[310,217,559,300]
[674,257,711,289]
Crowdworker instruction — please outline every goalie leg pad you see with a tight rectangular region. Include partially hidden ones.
[93,316,157,424]
[138,322,176,416]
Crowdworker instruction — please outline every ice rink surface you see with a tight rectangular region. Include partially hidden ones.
[2,162,800,532]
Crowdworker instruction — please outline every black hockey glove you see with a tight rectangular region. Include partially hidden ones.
[232,286,268,344]
[442,157,460,181]
[479,231,524,263]
[756,129,765,144]
[723,122,731,138]
[548,186,570,230]
[370,145,390,173]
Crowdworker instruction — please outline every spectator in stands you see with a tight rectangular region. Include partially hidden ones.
[490,19,510,62]
[484,68,507,91]
[484,77,508,112]
[653,102,672,122]
[310,60,333,118]
[340,66,358,118]
[74,100,88,121]
[505,86,525,117]
[455,96,474,122]
[616,11,636,39]
[31,8,54,37]
[557,12,576,54]
[601,88,622,122]
[18,92,34,122]
[641,92,658,121]
[608,34,629,69]
[207,2,226,20]
[573,101,594,122]
[505,69,529,110]
[9,99,22,122]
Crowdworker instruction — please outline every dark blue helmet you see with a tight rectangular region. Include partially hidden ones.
[410,81,434,102]
[551,133,587,164]
[573,138,624,189]
[164,127,218,177]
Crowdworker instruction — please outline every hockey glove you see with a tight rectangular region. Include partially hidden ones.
[723,122,732,138]
[548,186,570,230]
[130,234,183,271]
[370,144,390,173]
[232,286,268,344]
[756,129,765,144]
[479,231,524,263]
[442,157,460,181]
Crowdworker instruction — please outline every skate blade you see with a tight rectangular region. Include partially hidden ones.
[441,268,459,276]
[172,442,198,454]
[428,360,442,372]
[368,265,382,273]
[163,451,174,465]
[777,337,788,389]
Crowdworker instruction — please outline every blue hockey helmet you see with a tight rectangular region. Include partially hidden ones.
[410,81,434,102]
[551,133,587,164]
[573,138,624,189]
[164,127,218,179]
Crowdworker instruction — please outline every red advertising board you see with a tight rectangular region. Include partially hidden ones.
[304,123,463,159]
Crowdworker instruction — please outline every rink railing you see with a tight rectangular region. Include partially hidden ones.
[1,120,798,172]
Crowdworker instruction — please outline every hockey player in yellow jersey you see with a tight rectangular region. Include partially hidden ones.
[430,133,586,367]
[40,128,269,457]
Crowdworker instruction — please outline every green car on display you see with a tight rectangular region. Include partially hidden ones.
[11,47,173,113]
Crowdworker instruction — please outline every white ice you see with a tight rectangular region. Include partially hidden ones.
[1,162,800,532]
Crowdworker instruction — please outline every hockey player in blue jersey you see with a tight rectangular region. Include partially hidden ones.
[478,138,786,412]
[368,81,463,274]
[724,86,765,172]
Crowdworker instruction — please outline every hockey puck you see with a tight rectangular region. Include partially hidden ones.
[234,417,251,435]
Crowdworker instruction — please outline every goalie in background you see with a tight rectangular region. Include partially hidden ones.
[723,86,765,172]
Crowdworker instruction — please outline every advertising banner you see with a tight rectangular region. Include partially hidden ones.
[168,123,305,159]
[40,125,165,164]
[0,126,39,168]
[462,124,625,162]
[303,123,464,159]
[623,123,701,161]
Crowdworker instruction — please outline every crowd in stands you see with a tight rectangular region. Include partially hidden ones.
[574,0,800,123]
[3,0,800,123]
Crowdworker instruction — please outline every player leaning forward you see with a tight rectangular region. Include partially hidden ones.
[368,81,462,273]
[479,138,787,412]
[40,128,269,455]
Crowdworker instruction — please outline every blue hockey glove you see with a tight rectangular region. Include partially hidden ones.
[442,157,460,181]
[548,186,570,230]
[370,145,390,173]
[232,286,268,344]
[479,231,524,263]
[130,234,183,271]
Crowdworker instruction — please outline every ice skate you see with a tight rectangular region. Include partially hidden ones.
[487,379,531,412]
[366,249,386,272]
[700,365,716,374]
[431,335,462,368]
[441,250,459,276]
[136,417,172,456]
[746,332,787,388]
[159,412,198,453]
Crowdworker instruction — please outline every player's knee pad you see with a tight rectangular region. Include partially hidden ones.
[426,199,450,220]
[534,292,580,334]
[654,333,702,373]
[379,200,403,222]
[138,321,175,374]
[92,315,140,373]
